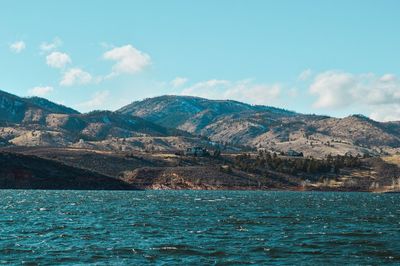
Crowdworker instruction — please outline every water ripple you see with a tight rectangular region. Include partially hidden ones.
[0,190,399,264]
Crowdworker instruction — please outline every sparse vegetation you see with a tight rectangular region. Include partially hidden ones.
[1,91,400,192]
[234,151,362,177]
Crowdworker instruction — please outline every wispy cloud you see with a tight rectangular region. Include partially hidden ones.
[28,86,54,96]
[40,37,62,53]
[171,77,188,88]
[181,79,281,105]
[76,90,110,110]
[298,69,312,81]
[10,41,26,53]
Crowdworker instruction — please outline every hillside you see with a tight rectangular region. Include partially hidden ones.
[0,90,207,151]
[2,90,400,157]
[118,95,295,133]
[25,96,79,115]
[0,152,133,190]
[119,95,400,157]
[3,145,400,192]
[0,90,78,124]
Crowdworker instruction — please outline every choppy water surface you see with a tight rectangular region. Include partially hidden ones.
[0,191,399,265]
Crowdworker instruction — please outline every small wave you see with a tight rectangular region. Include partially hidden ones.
[151,245,207,256]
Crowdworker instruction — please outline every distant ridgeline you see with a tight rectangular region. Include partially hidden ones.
[0,89,400,157]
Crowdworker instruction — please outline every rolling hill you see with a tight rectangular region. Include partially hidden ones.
[2,90,400,157]
[118,95,400,157]
[0,90,203,151]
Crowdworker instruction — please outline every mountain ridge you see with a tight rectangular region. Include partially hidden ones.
[1,90,400,157]
[118,95,400,157]
[0,90,200,151]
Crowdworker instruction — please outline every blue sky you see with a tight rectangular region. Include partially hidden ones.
[1,0,400,121]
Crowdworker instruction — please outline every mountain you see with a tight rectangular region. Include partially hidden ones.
[24,96,79,115]
[2,91,400,191]
[2,90,400,157]
[0,90,78,125]
[118,95,295,133]
[43,110,185,142]
[0,90,213,152]
[119,95,400,157]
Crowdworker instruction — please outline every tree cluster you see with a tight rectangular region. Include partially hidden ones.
[234,151,362,176]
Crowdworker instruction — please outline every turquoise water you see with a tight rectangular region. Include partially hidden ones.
[0,191,399,265]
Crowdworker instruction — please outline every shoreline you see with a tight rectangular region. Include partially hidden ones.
[1,188,396,193]
[1,147,400,193]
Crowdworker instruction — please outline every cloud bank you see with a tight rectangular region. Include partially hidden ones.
[309,71,400,121]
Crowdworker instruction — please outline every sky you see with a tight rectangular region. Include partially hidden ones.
[1,0,400,121]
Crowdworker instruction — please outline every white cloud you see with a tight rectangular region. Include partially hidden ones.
[298,69,312,81]
[10,41,26,53]
[309,71,357,108]
[60,68,92,86]
[77,91,110,110]
[380,74,396,82]
[370,104,400,122]
[181,79,230,99]
[28,86,54,96]
[103,44,151,76]
[181,79,281,105]
[178,72,400,121]
[310,71,400,108]
[171,77,188,88]
[40,37,62,53]
[309,71,400,121]
[46,51,71,68]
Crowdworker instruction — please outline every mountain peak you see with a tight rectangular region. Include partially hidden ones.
[118,95,296,129]
[0,89,80,124]
[24,96,79,115]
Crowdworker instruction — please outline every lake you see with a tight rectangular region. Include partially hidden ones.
[0,190,399,265]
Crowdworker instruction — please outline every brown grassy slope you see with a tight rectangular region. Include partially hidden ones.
[0,152,134,190]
